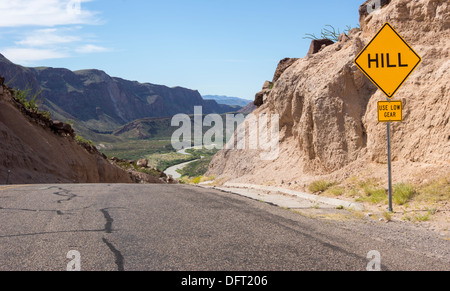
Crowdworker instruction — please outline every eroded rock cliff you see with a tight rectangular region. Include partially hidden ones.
[207,0,449,187]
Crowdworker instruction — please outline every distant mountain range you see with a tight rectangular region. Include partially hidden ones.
[0,54,241,137]
[202,95,252,107]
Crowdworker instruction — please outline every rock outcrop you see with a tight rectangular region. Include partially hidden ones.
[254,58,299,108]
[272,58,300,83]
[137,159,149,168]
[208,0,449,186]
[307,39,335,56]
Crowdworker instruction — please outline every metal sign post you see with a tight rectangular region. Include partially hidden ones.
[386,119,393,213]
[378,99,402,213]
[354,22,422,214]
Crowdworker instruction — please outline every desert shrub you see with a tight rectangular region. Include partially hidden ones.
[178,158,212,178]
[75,134,94,146]
[13,86,51,119]
[308,180,335,193]
[327,185,345,196]
[353,179,387,204]
[303,24,357,42]
[417,176,450,203]
[393,183,416,205]
[13,86,40,112]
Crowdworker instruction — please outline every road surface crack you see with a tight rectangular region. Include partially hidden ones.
[0,206,90,216]
[102,238,125,271]
[100,208,114,233]
[100,208,125,271]
[49,187,78,204]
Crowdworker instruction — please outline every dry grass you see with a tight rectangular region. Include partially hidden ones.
[321,174,449,228]
[416,175,450,203]
[308,180,336,193]
[393,183,416,205]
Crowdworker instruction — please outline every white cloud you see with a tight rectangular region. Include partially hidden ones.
[0,0,99,27]
[16,28,81,47]
[75,44,110,53]
[1,47,68,64]
[0,0,111,64]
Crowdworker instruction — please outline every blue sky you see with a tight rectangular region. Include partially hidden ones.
[0,0,363,100]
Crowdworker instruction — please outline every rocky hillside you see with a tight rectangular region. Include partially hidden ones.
[208,0,449,186]
[0,54,240,134]
[0,80,136,184]
[112,117,175,140]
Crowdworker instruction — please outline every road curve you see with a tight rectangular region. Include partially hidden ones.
[164,159,200,179]
[0,184,448,271]
[163,145,206,179]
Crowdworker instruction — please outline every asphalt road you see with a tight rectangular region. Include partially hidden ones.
[164,159,200,179]
[0,184,448,271]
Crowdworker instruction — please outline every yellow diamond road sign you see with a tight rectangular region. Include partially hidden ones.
[354,22,422,99]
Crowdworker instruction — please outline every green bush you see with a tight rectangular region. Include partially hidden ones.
[303,24,357,42]
[13,86,51,119]
[178,158,212,178]
[13,86,40,112]
[364,187,388,204]
[417,176,450,202]
[352,178,387,204]
[393,183,416,205]
[75,134,94,146]
[308,180,335,193]
[191,176,202,184]
[327,185,345,196]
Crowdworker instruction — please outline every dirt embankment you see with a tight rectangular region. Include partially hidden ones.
[0,81,135,184]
